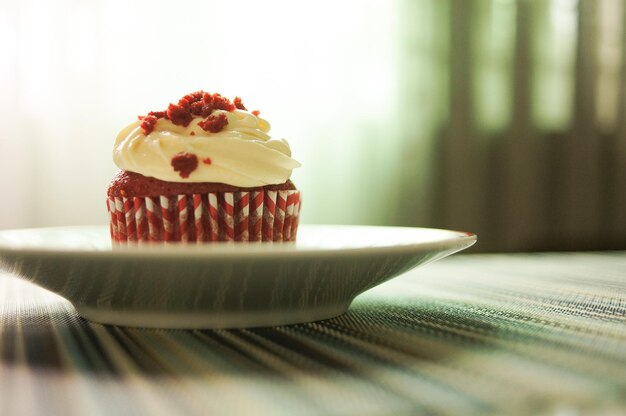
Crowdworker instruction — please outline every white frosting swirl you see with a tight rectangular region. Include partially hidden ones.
[113,110,300,187]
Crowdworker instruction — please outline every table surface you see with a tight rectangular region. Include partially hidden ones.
[1,252,625,415]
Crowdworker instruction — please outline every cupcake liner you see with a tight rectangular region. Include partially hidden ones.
[107,190,301,244]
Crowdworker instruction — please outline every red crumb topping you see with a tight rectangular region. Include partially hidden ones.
[138,91,253,135]
[233,97,247,110]
[167,102,193,127]
[202,157,212,165]
[190,131,196,136]
[148,110,167,118]
[252,110,260,116]
[211,93,236,112]
[171,152,199,179]
[198,113,229,133]
[140,115,158,135]
[181,91,204,104]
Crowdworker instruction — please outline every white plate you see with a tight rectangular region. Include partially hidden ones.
[0,225,476,328]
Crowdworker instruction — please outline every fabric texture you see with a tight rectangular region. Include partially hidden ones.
[1,252,625,415]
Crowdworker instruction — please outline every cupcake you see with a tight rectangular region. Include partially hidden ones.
[107,91,301,243]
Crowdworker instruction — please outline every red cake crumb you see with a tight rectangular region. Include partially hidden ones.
[210,93,236,112]
[190,131,196,136]
[202,157,212,165]
[190,101,206,117]
[171,152,199,178]
[138,91,255,136]
[192,92,217,117]
[140,115,158,135]
[180,91,204,105]
[138,111,169,135]
[233,97,247,110]
[198,113,228,133]
[167,103,193,127]
[148,110,167,119]
[252,110,260,116]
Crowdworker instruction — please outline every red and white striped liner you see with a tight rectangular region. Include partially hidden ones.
[107,190,301,244]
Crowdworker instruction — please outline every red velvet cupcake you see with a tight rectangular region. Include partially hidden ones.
[107,91,301,243]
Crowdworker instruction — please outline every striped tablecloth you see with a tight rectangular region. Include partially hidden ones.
[1,252,625,415]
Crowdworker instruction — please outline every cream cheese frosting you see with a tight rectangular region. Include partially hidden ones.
[113,109,301,187]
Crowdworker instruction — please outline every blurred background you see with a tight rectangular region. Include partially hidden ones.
[1,0,625,252]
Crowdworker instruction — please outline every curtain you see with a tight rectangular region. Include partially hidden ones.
[396,0,626,252]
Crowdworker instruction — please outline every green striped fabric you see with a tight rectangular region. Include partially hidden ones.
[1,252,625,415]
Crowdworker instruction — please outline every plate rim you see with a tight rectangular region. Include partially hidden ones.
[0,224,477,260]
